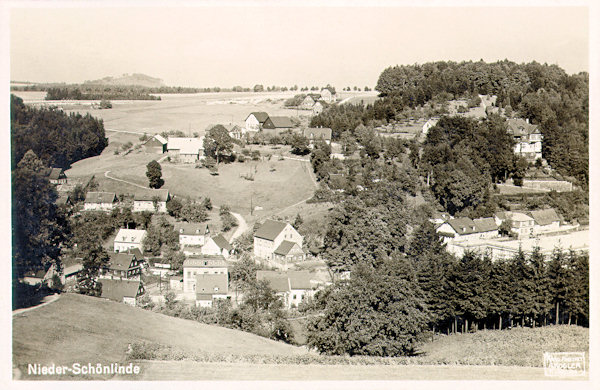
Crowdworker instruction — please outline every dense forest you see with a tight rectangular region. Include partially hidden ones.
[44,86,161,101]
[312,60,588,184]
[11,94,108,169]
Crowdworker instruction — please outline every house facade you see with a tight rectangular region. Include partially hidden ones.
[299,95,316,110]
[312,101,325,115]
[84,192,117,212]
[256,270,314,309]
[182,256,228,293]
[143,134,167,154]
[114,228,146,253]
[253,220,304,260]
[507,118,543,162]
[436,217,480,244]
[167,137,205,163]
[303,127,332,145]
[245,112,269,132]
[46,168,68,185]
[195,273,229,307]
[174,222,210,247]
[100,252,142,280]
[202,234,233,259]
[100,279,145,306]
[509,212,535,238]
[529,209,561,234]
[262,116,294,137]
[319,88,335,103]
[133,189,171,213]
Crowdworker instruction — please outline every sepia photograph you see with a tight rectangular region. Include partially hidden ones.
[3,0,597,387]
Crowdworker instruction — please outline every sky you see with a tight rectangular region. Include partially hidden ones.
[8,4,590,89]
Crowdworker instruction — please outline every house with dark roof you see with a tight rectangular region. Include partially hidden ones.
[256,270,314,309]
[100,279,144,306]
[143,134,167,154]
[46,167,68,185]
[83,192,117,212]
[253,219,304,262]
[174,222,210,247]
[436,217,479,243]
[195,273,229,307]
[303,127,332,145]
[202,234,234,259]
[183,255,228,293]
[299,95,316,109]
[133,189,171,213]
[245,112,269,132]
[529,208,561,233]
[507,118,543,162]
[273,240,305,264]
[473,217,499,239]
[100,252,142,280]
[56,193,73,207]
[262,116,294,137]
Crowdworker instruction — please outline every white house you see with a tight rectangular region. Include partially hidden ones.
[507,118,543,163]
[143,134,167,154]
[436,217,480,244]
[245,112,269,132]
[83,192,117,212]
[195,273,229,307]
[253,220,304,260]
[174,222,210,247]
[256,270,314,309]
[202,234,234,259]
[133,189,171,213]
[312,101,325,115]
[167,137,205,163]
[319,88,335,103]
[472,217,499,239]
[183,256,228,293]
[509,212,535,238]
[303,127,332,145]
[422,118,439,135]
[113,228,146,253]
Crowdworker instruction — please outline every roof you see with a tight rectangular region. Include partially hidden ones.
[303,127,332,141]
[507,118,540,136]
[256,271,290,293]
[254,220,289,241]
[223,124,240,132]
[266,116,294,128]
[84,192,117,204]
[47,168,66,180]
[447,217,478,235]
[100,279,141,302]
[167,137,204,154]
[274,240,301,256]
[145,134,167,145]
[495,211,509,220]
[195,273,228,295]
[63,263,83,276]
[529,209,560,226]
[430,211,451,222]
[183,256,227,268]
[133,189,170,202]
[246,112,269,123]
[511,212,534,222]
[288,271,311,290]
[114,228,146,244]
[107,252,137,271]
[174,222,209,236]
[473,217,498,233]
[211,234,233,251]
[56,193,72,205]
[25,269,47,279]
[127,248,143,259]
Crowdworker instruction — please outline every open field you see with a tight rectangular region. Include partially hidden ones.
[12,293,306,379]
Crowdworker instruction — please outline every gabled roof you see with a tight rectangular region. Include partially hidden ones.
[174,222,210,236]
[473,217,498,233]
[447,217,478,235]
[246,112,269,123]
[223,124,241,132]
[288,271,311,290]
[145,134,167,145]
[114,228,146,244]
[529,209,560,226]
[511,212,534,222]
[507,118,540,136]
[167,137,204,154]
[47,168,66,180]
[195,273,228,295]
[256,271,290,293]
[133,189,170,202]
[64,263,83,276]
[25,269,47,279]
[274,240,302,256]
[303,127,332,141]
[56,193,72,206]
[107,252,138,271]
[126,248,143,259]
[211,234,233,251]
[265,116,293,128]
[100,279,142,302]
[84,192,117,204]
[254,220,289,241]
[183,256,227,268]
[430,211,451,222]
[494,211,510,221]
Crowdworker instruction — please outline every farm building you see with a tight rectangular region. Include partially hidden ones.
[436,217,480,244]
[133,189,171,213]
[83,192,118,212]
[143,134,167,154]
[253,219,304,261]
[174,222,210,247]
[100,252,142,280]
[113,228,146,253]
[303,127,332,145]
[195,273,230,307]
[202,234,234,259]
[183,256,228,293]
[529,208,561,234]
[245,112,269,132]
[507,118,543,163]
[473,217,499,239]
[167,137,205,163]
[45,167,68,185]
[262,116,294,137]
[100,279,145,306]
[256,270,314,309]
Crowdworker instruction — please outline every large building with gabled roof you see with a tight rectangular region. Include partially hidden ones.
[262,116,294,136]
[253,219,304,262]
[245,112,269,132]
[83,192,118,212]
[133,189,171,213]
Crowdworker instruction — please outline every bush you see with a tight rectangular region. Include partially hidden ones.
[237,154,246,163]
[251,150,261,160]
[241,148,251,156]
[203,156,217,169]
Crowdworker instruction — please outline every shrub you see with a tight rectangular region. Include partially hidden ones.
[251,150,261,160]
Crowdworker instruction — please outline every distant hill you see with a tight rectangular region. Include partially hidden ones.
[84,73,165,88]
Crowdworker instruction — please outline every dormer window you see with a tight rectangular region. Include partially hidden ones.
[214,287,219,292]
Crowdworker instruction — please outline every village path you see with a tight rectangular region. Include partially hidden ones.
[12,294,60,316]
[105,128,145,135]
[229,212,249,242]
[104,170,148,189]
